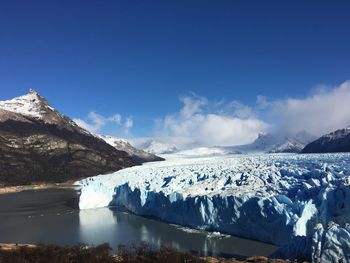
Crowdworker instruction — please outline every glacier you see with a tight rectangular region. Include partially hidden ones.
[78,153,350,262]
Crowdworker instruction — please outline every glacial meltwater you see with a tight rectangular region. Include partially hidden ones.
[0,188,277,258]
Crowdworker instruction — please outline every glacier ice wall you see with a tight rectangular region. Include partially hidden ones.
[78,153,350,262]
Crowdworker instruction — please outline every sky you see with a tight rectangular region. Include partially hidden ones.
[1,1,350,149]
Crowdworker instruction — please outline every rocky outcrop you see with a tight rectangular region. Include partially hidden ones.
[0,91,136,186]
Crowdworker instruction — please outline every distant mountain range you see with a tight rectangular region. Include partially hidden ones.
[0,90,138,185]
[302,126,350,153]
[135,140,179,155]
[233,131,316,153]
[97,135,164,163]
[149,132,316,157]
[231,127,350,155]
[98,124,350,157]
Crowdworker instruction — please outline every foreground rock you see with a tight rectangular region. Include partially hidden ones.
[0,90,136,186]
[302,126,350,153]
[78,153,350,262]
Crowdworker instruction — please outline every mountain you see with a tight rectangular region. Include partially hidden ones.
[302,126,350,153]
[97,135,164,163]
[138,140,178,155]
[0,90,136,186]
[233,132,315,153]
[267,137,305,153]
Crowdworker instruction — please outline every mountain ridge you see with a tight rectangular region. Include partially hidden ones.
[97,134,164,163]
[302,126,350,153]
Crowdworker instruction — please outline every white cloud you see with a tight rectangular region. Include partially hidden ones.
[147,80,350,149]
[124,117,133,133]
[74,118,99,133]
[73,111,106,133]
[153,94,268,149]
[256,95,270,110]
[108,114,121,125]
[74,80,350,150]
[73,111,133,134]
[270,80,350,136]
[179,95,207,118]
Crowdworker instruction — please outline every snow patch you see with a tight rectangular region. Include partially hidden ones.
[0,90,52,119]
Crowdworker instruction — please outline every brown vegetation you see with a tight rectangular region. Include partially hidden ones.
[0,243,297,263]
[0,243,114,263]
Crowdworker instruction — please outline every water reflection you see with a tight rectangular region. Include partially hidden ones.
[0,189,277,258]
[78,207,277,258]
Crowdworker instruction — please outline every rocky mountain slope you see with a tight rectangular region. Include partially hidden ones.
[97,135,164,163]
[0,90,136,186]
[302,126,350,153]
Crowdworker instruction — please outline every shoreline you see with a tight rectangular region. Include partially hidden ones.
[0,243,37,251]
[0,181,79,195]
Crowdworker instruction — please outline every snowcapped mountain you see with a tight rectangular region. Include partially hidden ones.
[0,90,136,185]
[97,135,164,163]
[0,89,84,130]
[233,132,315,153]
[267,138,305,153]
[0,89,50,119]
[302,126,350,153]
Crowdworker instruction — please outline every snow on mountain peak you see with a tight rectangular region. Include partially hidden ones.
[233,132,315,153]
[322,126,350,141]
[0,90,54,119]
[97,134,129,145]
[28,88,38,95]
[97,134,164,163]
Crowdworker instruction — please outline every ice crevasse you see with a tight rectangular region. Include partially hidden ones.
[78,153,350,262]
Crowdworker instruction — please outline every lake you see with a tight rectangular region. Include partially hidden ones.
[0,188,277,258]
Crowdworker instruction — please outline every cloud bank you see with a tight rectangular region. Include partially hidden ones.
[270,80,350,136]
[149,80,350,149]
[153,95,269,149]
[75,80,350,150]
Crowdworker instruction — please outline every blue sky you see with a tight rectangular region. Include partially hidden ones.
[1,1,350,147]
